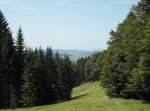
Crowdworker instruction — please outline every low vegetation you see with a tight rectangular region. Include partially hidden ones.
[2,82,150,111]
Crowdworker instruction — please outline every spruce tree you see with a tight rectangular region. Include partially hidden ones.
[15,27,25,107]
[62,55,73,100]
[54,52,64,101]
[34,47,48,105]
[19,49,37,107]
[128,16,150,100]
[75,57,87,84]
[0,11,17,108]
[101,11,143,98]
[45,47,57,103]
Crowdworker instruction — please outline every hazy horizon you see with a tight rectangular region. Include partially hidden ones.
[0,0,139,50]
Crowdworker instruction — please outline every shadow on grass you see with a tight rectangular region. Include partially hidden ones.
[71,94,88,101]
[142,100,150,104]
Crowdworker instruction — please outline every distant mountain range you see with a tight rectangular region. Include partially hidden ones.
[53,49,100,61]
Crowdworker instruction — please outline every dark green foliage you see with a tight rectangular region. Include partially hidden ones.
[138,0,150,15]
[74,57,88,85]
[44,47,57,103]
[61,55,74,100]
[101,0,150,101]
[0,10,74,109]
[15,27,25,107]
[1,35,16,108]
[74,52,103,85]
[101,11,142,98]
[125,15,150,100]
[2,0,150,108]
[53,53,74,101]
[85,52,104,82]
[0,10,17,109]
[19,49,37,107]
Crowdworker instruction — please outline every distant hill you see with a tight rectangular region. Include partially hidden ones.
[53,49,100,61]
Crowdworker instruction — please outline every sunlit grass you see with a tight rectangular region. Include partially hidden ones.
[2,82,150,111]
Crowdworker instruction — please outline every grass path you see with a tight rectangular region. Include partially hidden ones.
[2,82,150,111]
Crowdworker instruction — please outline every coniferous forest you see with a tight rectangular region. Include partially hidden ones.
[1,0,150,110]
[0,11,75,108]
[73,0,150,102]
[0,10,101,109]
[101,0,150,101]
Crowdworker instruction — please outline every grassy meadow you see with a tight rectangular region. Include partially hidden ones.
[3,82,150,111]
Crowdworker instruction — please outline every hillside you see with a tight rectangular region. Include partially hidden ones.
[53,49,99,61]
[3,82,150,111]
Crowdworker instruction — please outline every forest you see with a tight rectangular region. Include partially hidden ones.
[0,0,150,110]
[0,10,101,109]
[0,12,74,108]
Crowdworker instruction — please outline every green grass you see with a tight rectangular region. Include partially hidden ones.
[3,82,150,111]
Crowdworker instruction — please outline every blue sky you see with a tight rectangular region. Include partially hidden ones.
[0,0,139,50]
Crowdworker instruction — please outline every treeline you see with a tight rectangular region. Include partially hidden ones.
[0,11,74,109]
[74,0,150,102]
[101,0,150,101]
[2,0,150,109]
[74,52,103,85]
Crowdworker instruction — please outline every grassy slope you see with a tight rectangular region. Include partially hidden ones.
[3,82,150,111]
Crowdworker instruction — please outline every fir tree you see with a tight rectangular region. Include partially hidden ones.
[15,27,25,107]
[19,49,37,107]
[0,11,16,108]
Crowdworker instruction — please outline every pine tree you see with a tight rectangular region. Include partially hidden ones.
[75,57,87,85]
[101,11,143,98]
[54,52,64,101]
[45,47,57,103]
[85,53,102,82]
[34,47,50,105]
[1,35,16,108]
[0,10,75,109]
[62,55,73,100]
[15,27,25,107]
[0,11,17,108]
[19,49,37,107]
[127,16,150,100]
[138,0,150,14]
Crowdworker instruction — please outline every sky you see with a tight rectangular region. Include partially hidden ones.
[0,0,139,50]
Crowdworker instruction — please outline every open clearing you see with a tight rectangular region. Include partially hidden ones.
[3,82,150,111]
